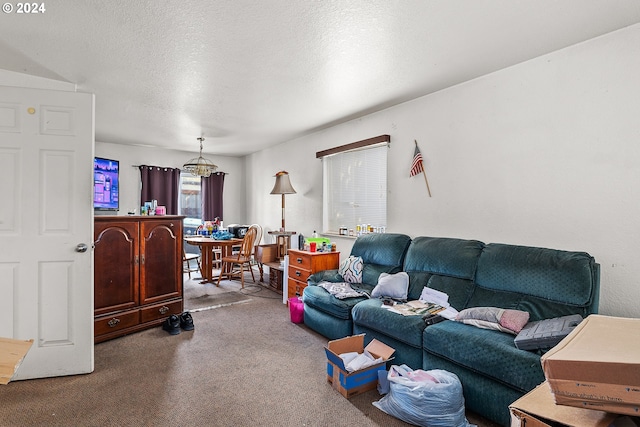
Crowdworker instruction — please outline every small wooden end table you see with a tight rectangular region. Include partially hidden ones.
[267,231,297,260]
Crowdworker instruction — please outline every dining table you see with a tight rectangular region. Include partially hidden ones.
[184,236,243,284]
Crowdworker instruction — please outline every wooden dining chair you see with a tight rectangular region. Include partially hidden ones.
[212,247,222,270]
[216,225,258,288]
[182,248,201,279]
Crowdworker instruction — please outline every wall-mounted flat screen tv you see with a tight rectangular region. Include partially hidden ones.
[94,157,119,211]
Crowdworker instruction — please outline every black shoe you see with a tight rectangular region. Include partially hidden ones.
[162,314,181,335]
[180,312,194,331]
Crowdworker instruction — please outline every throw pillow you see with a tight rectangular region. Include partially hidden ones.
[338,256,364,284]
[455,307,530,335]
[371,272,409,300]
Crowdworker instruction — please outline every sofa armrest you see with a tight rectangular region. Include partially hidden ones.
[308,269,342,285]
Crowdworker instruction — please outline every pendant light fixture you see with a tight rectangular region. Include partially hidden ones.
[183,137,218,177]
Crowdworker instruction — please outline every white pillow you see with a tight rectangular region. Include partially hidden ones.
[338,256,364,283]
[371,272,409,300]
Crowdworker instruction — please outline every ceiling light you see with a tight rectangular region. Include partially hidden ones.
[183,137,218,177]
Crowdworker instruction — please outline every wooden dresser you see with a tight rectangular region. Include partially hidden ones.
[93,216,184,343]
[287,249,340,299]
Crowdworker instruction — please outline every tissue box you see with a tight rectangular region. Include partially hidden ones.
[325,334,395,398]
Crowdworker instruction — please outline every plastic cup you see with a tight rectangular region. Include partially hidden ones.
[310,242,316,252]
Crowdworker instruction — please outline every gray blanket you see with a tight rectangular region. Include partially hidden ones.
[318,281,370,299]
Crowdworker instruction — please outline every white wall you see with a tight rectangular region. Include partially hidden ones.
[247,23,640,318]
[0,68,76,91]
[95,141,246,224]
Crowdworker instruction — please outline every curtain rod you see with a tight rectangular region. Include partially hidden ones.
[316,134,390,158]
[131,165,228,175]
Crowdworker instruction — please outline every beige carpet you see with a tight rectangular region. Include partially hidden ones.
[0,273,500,427]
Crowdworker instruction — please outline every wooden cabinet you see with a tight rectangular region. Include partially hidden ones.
[287,249,340,299]
[94,216,184,343]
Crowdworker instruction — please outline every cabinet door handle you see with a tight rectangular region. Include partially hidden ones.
[141,255,145,265]
[135,255,139,265]
[295,271,301,277]
[159,306,169,315]
[296,258,302,264]
[107,318,120,328]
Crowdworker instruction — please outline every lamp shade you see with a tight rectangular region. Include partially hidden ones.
[270,171,296,195]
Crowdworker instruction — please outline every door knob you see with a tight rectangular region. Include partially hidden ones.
[76,243,88,253]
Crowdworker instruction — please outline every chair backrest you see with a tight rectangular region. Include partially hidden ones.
[249,223,263,256]
[250,224,263,247]
[237,226,258,259]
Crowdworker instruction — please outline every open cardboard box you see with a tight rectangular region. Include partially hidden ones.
[325,334,395,398]
[0,338,33,385]
[509,382,619,427]
[541,315,640,413]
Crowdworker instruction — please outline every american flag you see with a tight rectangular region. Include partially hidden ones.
[410,144,424,177]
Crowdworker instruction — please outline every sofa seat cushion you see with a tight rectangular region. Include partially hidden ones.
[423,320,544,392]
[302,285,371,320]
[351,299,427,348]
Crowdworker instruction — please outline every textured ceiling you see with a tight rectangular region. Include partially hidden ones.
[2,1,640,156]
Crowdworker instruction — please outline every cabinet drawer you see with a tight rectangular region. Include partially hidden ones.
[95,310,139,336]
[288,265,311,283]
[288,278,307,299]
[140,299,183,323]
[289,252,312,270]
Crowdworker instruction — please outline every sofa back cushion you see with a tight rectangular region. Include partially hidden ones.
[404,237,485,278]
[472,243,599,320]
[403,237,484,301]
[350,233,411,284]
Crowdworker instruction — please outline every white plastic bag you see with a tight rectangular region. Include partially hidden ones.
[373,365,475,427]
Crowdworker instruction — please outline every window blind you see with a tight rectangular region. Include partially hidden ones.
[322,143,387,234]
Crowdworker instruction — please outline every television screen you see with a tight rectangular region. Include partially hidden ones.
[94,157,119,211]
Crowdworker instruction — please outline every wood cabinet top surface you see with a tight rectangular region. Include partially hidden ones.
[95,215,185,222]
[287,249,340,257]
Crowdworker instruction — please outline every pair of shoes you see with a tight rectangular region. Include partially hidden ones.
[162,314,181,335]
[179,312,194,331]
[162,312,195,335]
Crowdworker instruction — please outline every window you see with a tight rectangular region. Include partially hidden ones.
[319,135,389,235]
[179,173,202,220]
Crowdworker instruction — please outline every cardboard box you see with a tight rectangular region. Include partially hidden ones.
[509,382,618,427]
[325,334,395,398]
[541,315,640,409]
[553,394,640,418]
[0,338,33,385]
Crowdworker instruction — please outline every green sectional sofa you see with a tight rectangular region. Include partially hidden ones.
[302,234,600,426]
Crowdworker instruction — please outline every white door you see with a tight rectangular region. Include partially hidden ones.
[0,85,94,379]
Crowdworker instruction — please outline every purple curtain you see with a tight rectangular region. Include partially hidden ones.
[139,165,181,215]
[201,172,225,221]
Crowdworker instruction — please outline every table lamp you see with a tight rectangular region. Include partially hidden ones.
[270,171,296,230]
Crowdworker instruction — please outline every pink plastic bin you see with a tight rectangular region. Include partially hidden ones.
[289,297,304,324]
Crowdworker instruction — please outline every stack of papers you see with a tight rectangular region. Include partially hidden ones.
[382,287,459,320]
